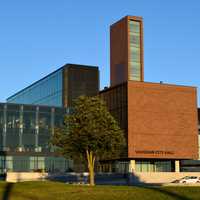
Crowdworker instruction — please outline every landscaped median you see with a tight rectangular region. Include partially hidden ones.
[0,181,200,200]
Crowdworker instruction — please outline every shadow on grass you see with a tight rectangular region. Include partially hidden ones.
[146,187,192,200]
[2,183,14,200]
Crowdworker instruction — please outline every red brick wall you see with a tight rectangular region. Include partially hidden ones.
[127,81,198,159]
[110,17,128,86]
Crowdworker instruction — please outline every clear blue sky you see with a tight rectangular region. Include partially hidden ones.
[1,0,200,104]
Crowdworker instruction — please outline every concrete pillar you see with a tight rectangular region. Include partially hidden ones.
[128,160,136,185]
[51,108,55,135]
[175,160,180,172]
[35,106,39,151]
[3,104,7,151]
[129,160,136,173]
[19,105,23,150]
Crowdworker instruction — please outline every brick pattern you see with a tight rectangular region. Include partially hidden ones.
[127,81,198,159]
[110,16,144,87]
[110,17,128,86]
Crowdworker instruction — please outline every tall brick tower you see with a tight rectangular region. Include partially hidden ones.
[110,16,144,86]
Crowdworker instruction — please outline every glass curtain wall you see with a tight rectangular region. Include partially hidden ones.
[0,105,4,150]
[108,160,172,173]
[0,156,5,174]
[129,20,141,81]
[7,69,63,107]
[6,104,21,151]
[0,103,69,174]
[2,155,71,173]
[135,160,172,172]
[0,103,65,153]
[23,105,36,151]
[38,107,52,152]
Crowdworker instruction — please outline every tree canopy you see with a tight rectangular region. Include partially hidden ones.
[52,95,125,185]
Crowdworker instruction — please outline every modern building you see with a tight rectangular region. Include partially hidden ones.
[98,15,199,173]
[110,16,144,86]
[100,81,198,173]
[1,15,199,177]
[0,63,99,175]
[7,64,99,108]
[0,103,72,174]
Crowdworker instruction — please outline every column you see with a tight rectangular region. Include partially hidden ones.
[129,160,136,173]
[175,160,180,172]
[3,104,7,151]
[19,105,23,151]
[35,106,39,152]
[128,160,136,185]
[51,108,55,135]
[50,108,55,152]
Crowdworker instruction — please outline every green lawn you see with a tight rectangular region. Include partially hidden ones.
[0,181,200,200]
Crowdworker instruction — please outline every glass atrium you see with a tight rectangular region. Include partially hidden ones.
[0,103,70,174]
[7,69,63,107]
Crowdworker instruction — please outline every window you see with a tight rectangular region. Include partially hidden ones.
[129,20,141,81]
[136,160,172,172]
[7,69,63,107]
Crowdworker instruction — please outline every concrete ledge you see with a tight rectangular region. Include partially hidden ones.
[6,172,200,185]
[130,172,200,184]
[6,172,48,183]
[164,183,200,186]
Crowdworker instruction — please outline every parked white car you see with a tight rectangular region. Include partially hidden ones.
[177,176,200,184]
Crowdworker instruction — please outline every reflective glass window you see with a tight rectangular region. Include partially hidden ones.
[136,160,172,172]
[0,106,4,149]
[38,109,52,151]
[7,69,63,107]
[6,105,20,150]
[22,107,36,151]
[23,111,36,133]
[129,20,141,81]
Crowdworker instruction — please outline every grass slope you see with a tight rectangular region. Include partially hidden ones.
[0,181,200,200]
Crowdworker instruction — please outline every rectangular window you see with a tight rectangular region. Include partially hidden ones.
[136,160,172,172]
[129,20,141,81]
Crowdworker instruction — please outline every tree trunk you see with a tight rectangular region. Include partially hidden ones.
[86,150,95,186]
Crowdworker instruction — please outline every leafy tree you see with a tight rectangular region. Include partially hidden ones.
[52,96,125,186]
